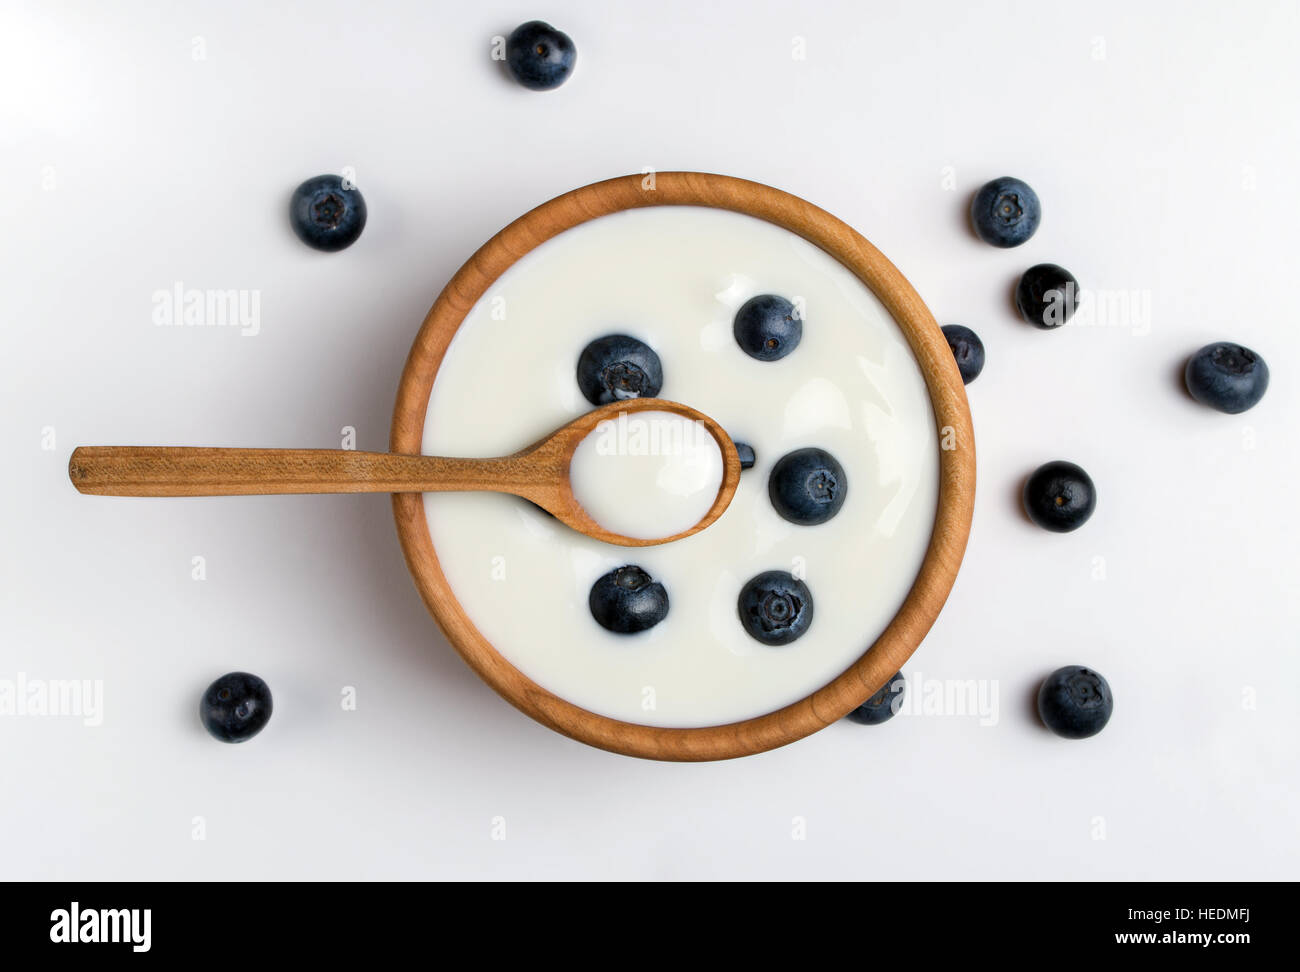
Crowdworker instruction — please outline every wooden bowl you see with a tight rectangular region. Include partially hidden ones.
[390,172,975,761]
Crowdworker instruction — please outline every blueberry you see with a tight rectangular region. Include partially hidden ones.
[846,670,906,725]
[1037,665,1113,739]
[941,324,985,384]
[970,176,1041,247]
[289,174,367,252]
[768,447,847,525]
[1023,460,1096,533]
[734,441,756,470]
[200,672,272,743]
[505,21,576,91]
[737,570,813,645]
[734,295,802,361]
[1184,342,1269,414]
[576,334,663,406]
[589,566,668,634]
[1016,263,1079,329]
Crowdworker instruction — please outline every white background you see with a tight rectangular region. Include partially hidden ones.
[3,0,1298,880]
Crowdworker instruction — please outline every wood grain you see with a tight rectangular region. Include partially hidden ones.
[68,398,741,548]
[390,171,977,761]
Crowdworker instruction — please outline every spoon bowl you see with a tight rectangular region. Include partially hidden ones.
[511,398,741,546]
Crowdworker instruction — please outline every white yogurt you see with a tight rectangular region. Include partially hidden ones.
[568,411,723,540]
[422,206,939,728]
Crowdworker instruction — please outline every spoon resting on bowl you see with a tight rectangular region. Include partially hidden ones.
[67,398,742,548]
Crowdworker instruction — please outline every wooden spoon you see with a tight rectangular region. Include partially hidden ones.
[68,398,742,548]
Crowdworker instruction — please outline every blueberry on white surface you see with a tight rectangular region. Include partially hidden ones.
[941,324,985,384]
[200,672,272,743]
[846,671,906,725]
[1023,460,1096,533]
[506,21,576,91]
[1184,342,1269,414]
[1038,666,1113,739]
[1015,263,1079,329]
[289,174,366,252]
[970,176,1041,248]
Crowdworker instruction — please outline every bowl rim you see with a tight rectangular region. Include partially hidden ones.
[390,171,975,761]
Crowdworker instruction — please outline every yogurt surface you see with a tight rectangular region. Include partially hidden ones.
[422,205,939,728]
[568,411,724,540]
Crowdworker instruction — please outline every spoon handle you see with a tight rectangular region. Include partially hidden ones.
[67,446,540,497]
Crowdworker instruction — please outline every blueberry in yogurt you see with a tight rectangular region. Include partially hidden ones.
[734,441,756,470]
[289,174,367,252]
[1184,342,1269,414]
[505,21,576,91]
[768,447,847,525]
[200,672,273,743]
[576,334,663,406]
[941,324,985,384]
[589,566,669,634]
[734,294,802,361]
[846,670,906,725]
[738,570,813,645]
[1037,665,1113,739]
[1015,264,1079,329]
[970,176,1041,248]
[1023,460,1095,533]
